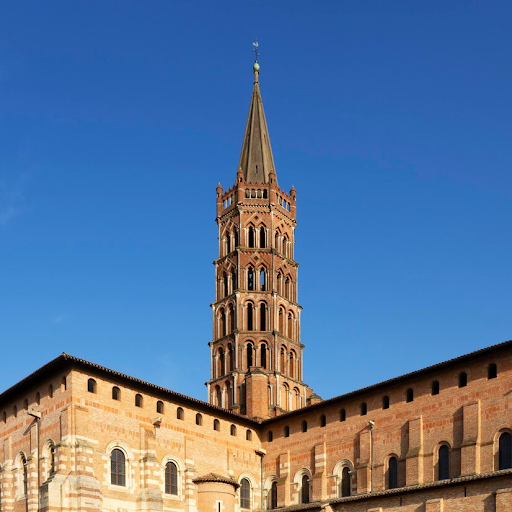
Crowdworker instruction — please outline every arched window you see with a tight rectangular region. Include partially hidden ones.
[406,388,414,403]
[289,350,296,378]
[48,443,56,476]
[438,445,450,480]
[277,273,282,294]
[248,267,255,290]
[388,456,398,489]
[19,453,28,496]
[87,378,97,393]
[226,234,231,254]
[229,305,235,334]
[499,432,512,470]
[260,227,266,248]
[260,268,266,291]
[284,426,290,437]
[459,372,468,388]
[246,429,252,441]
[260,303,266,330]
[268,431,273,442]
[301,420,307,433]
[112,386,120,400]
[287,313,293,339]
[135,394,143,407]
[165,461,178,495]
[432,380,440,395]
[383,396,390,409]
[196,413,203,426]
[157,400,164,414]
[270,481,278,509]
[219,348,225,376]
[223,271,228,297]
[232,270,237,291]
[340,409,346,422]
[215,386,222,407]
[278,308,284,333]
[230,424,237,436]
[341,466,351,497]
[320,415,326,427]
[111,448,126,486]
[226,382,233,408]
[234,230,239,248]
[294,388,301,410]
[246,344,253,369]
[213,419,220,431]
[247,303,254,331]
[36,392,40,405]
[177,407,184,420]
[488,363,497,379]
[248,227,255,248]
[240,478,251,509]
[260,344,267,369]
[360,402,367,416]
[301,474,310,504]
[280,347,286,373]
[228,343,234,371]
[220,309,227,336]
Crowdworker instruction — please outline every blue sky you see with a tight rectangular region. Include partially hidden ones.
[1,1,511,402]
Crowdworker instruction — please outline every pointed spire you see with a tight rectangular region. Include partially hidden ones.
[238,60,277,184]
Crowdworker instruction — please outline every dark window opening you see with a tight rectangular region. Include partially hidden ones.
[87,378,97,393]
[459,372,468,388]
[246,429,252,441]
[383,396,390,409]
[261,344,267,369]
[260,227,266,248]
[135,394,143,407]
[284,426,290,437]
[196,413,203,426]
[301,475,310,504]
[301,420,307,433]
[177,407,184,420]
[488,363,497,380]
[438,445,450,480]
[112,386,120,400]
[213,419,220,431]
[499,432,512,470]
[340,409,346,422]
[247,344,253,369]
[432,380,440,395]
[406,388,414,403]
[247,303,253,331]
[267,431,273,442]
[361,402,367,416]
[388,457,398,489]
[320,415,326,427]
[260,304,266,330]
[157,401,164,414]
[270,481,278,509]
[231,424,237,436]
[248,227,255,248]
[341,467,351,497]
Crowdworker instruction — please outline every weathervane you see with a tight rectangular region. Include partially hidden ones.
[253,40,260,62]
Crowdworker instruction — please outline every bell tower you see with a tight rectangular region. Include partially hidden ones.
[207,59,314,420]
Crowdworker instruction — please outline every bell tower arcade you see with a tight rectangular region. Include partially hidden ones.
[207,61,313,420]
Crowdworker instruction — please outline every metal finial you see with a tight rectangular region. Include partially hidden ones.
[253,40,260,62]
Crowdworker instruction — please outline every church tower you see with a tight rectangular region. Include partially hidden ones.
[207,60,314,420]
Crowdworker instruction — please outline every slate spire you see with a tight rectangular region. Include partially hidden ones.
[238,62,277,184]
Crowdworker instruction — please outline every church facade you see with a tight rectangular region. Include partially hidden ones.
[1,62,512,512]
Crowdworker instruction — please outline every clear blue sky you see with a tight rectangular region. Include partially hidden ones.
[1,2,511,402]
